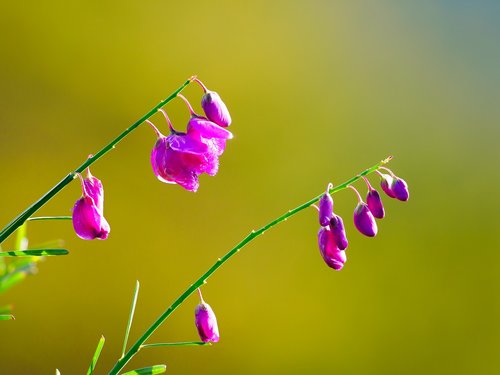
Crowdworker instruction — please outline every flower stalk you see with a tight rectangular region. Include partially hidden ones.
[107,156,392,375]
[0,77,195,244]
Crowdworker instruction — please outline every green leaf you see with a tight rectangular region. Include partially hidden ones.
[121,280,140,357]
[121,365,166,375]
[0,249,69,257]
[86,335,105,375]
[27,216,72,222]
[55,369,61,375]
[0,314,15,320]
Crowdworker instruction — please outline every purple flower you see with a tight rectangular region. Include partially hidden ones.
[150,128,209,192]
[392,177,409,202]
[353,202,378,237]
[72,170,110,240]
[186,115,233,176]
[377,169,409,201]
[194,78,232,127]
[366,189,385,219]
[195,289,220,343]
[318,183,334,226]
[318,227,347,270]
[379,173,396,198]
[330,214,348,250]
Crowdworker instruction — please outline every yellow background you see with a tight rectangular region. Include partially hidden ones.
[0,1,499,374]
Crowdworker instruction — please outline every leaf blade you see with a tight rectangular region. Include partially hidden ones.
[86,335,105,375]
[121,365,166,375]
[121,280,140,358]
[0,249,69,257]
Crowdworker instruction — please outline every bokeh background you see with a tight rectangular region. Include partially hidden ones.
[0,1,499,374]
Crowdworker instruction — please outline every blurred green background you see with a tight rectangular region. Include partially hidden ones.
[0,1,499,374]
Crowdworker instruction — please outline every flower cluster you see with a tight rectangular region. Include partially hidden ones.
[71,78,232,240]
[149,83,233,192]
[317,168,408,270]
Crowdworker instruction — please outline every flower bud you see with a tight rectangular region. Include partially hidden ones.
[391,177,409,202]
[353,202,378,237]
[318,227,347,270]
[366,189,385,219]
[318,185,334,226]
[72,171,110,240]
[379,173,396,198]
[201,91,232,127]
[329,214,348,250]
[195,293,220,343]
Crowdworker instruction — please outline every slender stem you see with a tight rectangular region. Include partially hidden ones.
[26,216,72,222]
[107,156,392,375]
[141,342,209,348]
[0,78,194,244]
[121,281,140,358]
[348,185,363,203]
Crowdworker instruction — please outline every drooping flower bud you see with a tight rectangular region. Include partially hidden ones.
[317,227,347,271]
[202,91,232,127]
[193,78,232,127]
[72,170,110,240]
[318,183,334,226]
[353,202,378,237]
[379,173,396,198]
[194,289,220,343]
[366,189,385,219]
[391,177,409,202]
[329,214,348,250]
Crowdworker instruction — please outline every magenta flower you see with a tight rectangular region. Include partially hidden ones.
[318,183,334,226]
[149,120,209,192]
[72,169,110,240]
[318,227,347,271]
[349,185,377,237]
[392,177,409,202]
[329,214,348,250]
[377,168,409,201]
[194,77,232,127]
[354,202,378,237]
[379,172,396,198]
[195,289,220,343]
[186,114,233,176]
[362,177,385,219]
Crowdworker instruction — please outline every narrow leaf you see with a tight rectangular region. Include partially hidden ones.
[0,249,69,257]
[121,365,166,375]
[0,314,15,321]
[142,341,209,348]
[121,280,140,357]
[86,335,105,375]
[27,216,72,222]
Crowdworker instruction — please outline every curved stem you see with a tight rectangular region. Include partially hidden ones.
[177,93,196,116]
[26,216,72,222]
[0,78,193,244]
[141,342,209,349]
[348,185,363,203]
[192,77,209,93]
[107,156,392,375]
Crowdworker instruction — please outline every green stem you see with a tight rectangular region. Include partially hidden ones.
[107,156,392,375]
[26,216,72,222]
[0,78,194,244]
[141,342,209,348]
